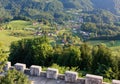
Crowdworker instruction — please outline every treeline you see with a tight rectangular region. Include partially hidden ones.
[89,34,120,40]
[9,37,120,80]
[80,22,120,38]
[0,0,72,23]
[0,0,120,24]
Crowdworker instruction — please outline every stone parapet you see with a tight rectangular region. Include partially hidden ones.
[46,68,58,79]
[14,63,26,72]
[40,71,46,77]
[24,68,30,75]
[65,71,78,83]
[4,62,120,84]
[30,65,41,76]
[77,78,85,84]
[112,80,120,84]
[4,62,11,71]
[86,74,103,84]
[58,74,65,80]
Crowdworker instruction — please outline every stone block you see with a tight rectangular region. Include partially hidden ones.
[58,74,65,80]
[24,68,30,75]
[40,71,47,77]
[112,80,120,84]
[65,71,78,83]
[30,65,41,76]
[14,63,26,72]
[77,78,85,84]
[4,62,11,71]
[9,66,14,70]
[46,68,58,79]
[86,74,103,84]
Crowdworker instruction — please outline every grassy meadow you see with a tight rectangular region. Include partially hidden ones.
[0,30,21,51]
[0,20,36,51]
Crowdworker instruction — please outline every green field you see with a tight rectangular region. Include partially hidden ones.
[3,20,31,30]
[0,30,21,50]
[87,40,120,47]
[0,30,35,51]
[3,20,47,30]
[0,20,35,50]
[87,40,120,56]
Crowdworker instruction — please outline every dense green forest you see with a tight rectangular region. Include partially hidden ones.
[0,0,120,22]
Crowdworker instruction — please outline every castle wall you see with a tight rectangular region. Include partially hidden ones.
[4,62,120,84]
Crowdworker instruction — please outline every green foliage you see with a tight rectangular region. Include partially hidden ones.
[0,0,120,24]
[92,44,119,79]
[9,37,53,67]
[9,36,120,80]
[45,0,63,12]
[56,46,81,67]
[80,21,120,38]
[80,43,92,71]
[91,0,120,14]
[49,63,78,74]
[0,69,30,84]
[81,22,97,32]
[0,48,7,72]
[60,0,93,11]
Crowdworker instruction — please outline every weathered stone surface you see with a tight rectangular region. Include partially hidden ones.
[14,63,26,72]
[86,74,103,84]
[46,68,58,79]
[58,74,65,80]
[30,65,41,76]
[65,71,78,83]
[112,80,120,84]
[40,71,47,77]
[24,68,30,75]
[4,62,11,71]
[9,66,14,70]
[77,78,85,84]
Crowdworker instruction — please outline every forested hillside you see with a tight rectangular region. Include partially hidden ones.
[91,0,120,14]
[0,0,120,22]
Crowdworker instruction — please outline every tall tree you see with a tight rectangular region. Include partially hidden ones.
[80,43,92,71]
[9,37,53,67]
[92,44,119,79]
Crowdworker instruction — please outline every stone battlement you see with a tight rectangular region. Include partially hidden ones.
[4,62,120,84]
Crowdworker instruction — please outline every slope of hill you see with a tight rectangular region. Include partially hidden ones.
[91,0,120,15]
[0,0,120,22]
[60,0,93,11]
